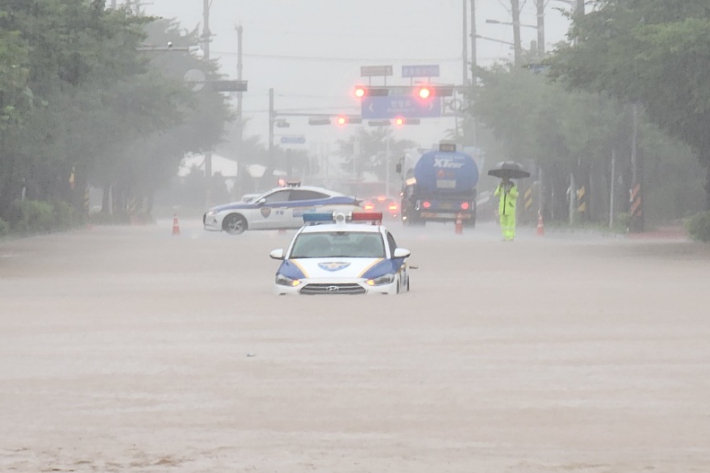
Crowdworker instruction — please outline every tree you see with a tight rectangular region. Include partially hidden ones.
[472,61,703,224]
[549,0,710,208]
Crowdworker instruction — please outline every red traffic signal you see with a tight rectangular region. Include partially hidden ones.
[416,86,432,99]
[353,85,389,99]
[393,117,421,127]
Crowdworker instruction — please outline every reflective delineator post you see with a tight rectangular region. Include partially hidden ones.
[536,210,545,236]
[172,214,180,236]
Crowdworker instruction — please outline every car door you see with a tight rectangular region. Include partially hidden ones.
[287,189,330,228]
[251,189,291,229]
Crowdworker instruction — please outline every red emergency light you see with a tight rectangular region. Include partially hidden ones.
[460,202,470,210]
[351,212,383,222]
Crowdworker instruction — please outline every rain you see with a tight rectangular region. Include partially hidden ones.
[1,1,710,472]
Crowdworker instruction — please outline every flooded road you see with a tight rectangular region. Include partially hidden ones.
[1,220,709,472]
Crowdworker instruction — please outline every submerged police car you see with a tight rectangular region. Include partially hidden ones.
[269,212,411,295]
[203,184,360,235]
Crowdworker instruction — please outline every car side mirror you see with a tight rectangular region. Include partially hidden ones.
[269,249,285,260]
[393,248,410,259]
[395,163,402,174]
[257,198,266,206]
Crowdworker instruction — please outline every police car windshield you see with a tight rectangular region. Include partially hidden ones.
[291,232,385,259]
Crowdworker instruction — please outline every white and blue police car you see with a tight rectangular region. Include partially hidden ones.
[203,185,361,235]
[269,212,411,295]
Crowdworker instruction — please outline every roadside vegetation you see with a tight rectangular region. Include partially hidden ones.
[0,1,232,237]
[462,0,710,240]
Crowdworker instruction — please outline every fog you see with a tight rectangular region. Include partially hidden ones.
[146,0,571,147]
[2,2,710,471]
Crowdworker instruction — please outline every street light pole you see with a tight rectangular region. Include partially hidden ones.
[511,0,522,66]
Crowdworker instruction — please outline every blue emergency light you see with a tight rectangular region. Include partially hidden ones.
[303,212,334,224]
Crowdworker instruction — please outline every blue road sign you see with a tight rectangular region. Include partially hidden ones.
[402,65,440,78]
[361,96,442,119]
[280,136,306,144]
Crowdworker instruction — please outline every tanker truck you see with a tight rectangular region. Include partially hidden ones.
[398,142,479,227]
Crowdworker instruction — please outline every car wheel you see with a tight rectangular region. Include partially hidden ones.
[223,214,247,235]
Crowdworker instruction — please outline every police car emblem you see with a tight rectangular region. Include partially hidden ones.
[318,262,351,272]
[260,207,271,218]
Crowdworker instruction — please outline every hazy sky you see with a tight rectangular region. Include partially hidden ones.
[141,0,573,153]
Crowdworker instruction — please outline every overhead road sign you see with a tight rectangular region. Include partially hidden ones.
[280,136,306,144]
[362,96,442,119]
[402,65,440,78]
[360,65,393,77]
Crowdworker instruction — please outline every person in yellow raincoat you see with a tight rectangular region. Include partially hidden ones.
[494,177,518,241]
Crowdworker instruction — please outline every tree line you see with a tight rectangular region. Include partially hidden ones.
[468,0,709,231]
[0,0,231,233]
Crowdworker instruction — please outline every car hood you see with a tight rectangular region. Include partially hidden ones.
[288,257,385,279]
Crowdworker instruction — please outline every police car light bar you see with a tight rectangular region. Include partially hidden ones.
[303,212,334,223]
[351,212,383,222]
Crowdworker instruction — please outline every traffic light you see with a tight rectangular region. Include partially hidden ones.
[353,85,389,98]
[415,85,431,100]
[394,117,421,127]
[308,117,331,125]
[354,85,454,99]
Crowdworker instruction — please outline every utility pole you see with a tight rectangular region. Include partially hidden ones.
[609,149,616,228]
[470,0,477,84]
[268,88,275,175]
[470,0,478,147]
[462,0,468,88]
[536,0,545,54]
[111,0,117,8]
[511,0,522,66]
[202,0,212,205]
[462,0,469,147]
[576,0,585,15]
[236,24,244,199]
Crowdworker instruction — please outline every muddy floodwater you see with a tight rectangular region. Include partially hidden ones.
[1,220,709,472]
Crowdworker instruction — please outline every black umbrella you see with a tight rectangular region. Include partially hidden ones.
[487,161,531,179]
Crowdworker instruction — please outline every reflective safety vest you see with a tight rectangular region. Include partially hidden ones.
[495,184,518,216]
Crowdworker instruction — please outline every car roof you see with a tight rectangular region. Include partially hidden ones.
[299,223,384,234]
[265,186,343,195]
